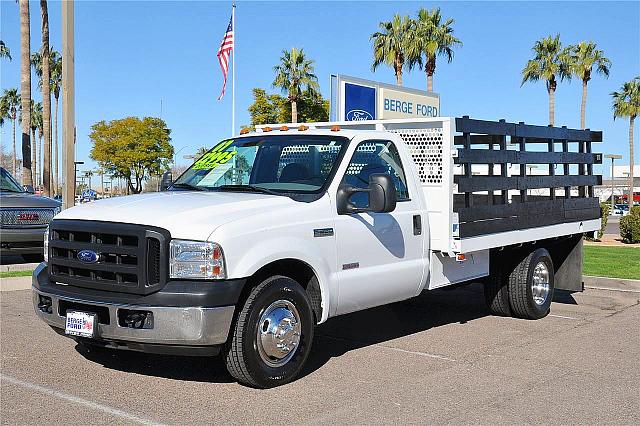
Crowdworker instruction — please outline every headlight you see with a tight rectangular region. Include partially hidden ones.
[169,240,226,280]
[44,226,50,263]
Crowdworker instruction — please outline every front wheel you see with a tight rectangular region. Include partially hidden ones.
[225,275,314,388]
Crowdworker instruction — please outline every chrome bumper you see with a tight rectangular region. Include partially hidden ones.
[32,287,235,347]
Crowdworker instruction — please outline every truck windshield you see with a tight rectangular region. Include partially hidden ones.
[172,135,349,194]
[0,167,24,193]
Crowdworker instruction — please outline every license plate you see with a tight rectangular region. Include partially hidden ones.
[65,311,96,338]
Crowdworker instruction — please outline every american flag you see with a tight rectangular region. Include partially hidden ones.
[217,13,234,100]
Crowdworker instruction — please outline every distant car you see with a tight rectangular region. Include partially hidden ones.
[0,167,61,262]
[612,204,630,216]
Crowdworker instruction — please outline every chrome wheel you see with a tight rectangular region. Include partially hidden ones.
[256,300,301,367]
[532,261,550,306]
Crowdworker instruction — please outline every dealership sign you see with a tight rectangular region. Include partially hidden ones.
[330,75,440,121]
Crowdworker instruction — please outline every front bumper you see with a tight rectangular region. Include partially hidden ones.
[0,227,46,254]
[32,263,240,351]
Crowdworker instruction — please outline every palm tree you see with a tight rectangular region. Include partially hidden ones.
[521,34,572,126]
[611,77,640,208]
[0,40,11,60]
[19,0,33,186]
[37,0,52,196]
[568,41,611,129]
[0,89,20,176]
[20,101,42,186]
[273,48,319,123]
[408,7,462,92]
[371,14,412,86]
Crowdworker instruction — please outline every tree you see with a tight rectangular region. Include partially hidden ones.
[0,89,20,176]
[37,0,52,196]
[20,100,42,185]
[90,117,174,194]
[408,7,462,92]
[272,48,319,123]
[247,87,328,126]
[19,0,33,186]
[567,41,611,129]
[371,14,412,86]
[521,34,571,126]
[0,40,11,60]
[611,77,640,208]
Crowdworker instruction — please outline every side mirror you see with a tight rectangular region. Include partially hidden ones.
[159,171,173,191]
[23,185,35,194]
[337,173,397,215]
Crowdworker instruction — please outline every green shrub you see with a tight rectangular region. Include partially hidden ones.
[597,203,610,240]
[620,206,640,243]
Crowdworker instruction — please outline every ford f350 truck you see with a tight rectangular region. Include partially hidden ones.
[33,117,602,388]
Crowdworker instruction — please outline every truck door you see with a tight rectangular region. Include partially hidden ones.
[334,139,426,315]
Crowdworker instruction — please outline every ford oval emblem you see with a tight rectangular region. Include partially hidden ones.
[346,109,374,121]
[77,250,99,264]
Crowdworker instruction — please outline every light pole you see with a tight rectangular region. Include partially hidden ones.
[62,0,75,209]
[605,154,622,211]
[173,146,189,172]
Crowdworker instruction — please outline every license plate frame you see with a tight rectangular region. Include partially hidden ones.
[65,310,97,338]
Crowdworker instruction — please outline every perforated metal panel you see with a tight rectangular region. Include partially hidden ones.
[391,128,444,185]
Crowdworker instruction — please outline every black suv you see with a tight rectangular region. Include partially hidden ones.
[0,167,61,262]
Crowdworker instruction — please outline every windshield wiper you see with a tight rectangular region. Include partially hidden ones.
[170,182,205,191]
[216,184,282,196]
[0,188,24,193]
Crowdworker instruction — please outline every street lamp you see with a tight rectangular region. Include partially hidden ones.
[605,154,623,211]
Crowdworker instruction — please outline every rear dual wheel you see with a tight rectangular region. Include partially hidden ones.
[484,248,554,319]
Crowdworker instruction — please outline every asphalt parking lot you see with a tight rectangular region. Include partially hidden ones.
[1,281,639,425]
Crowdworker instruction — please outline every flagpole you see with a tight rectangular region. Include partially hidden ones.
[231,3,236,137]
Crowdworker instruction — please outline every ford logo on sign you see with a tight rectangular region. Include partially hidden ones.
[346,109,374,121]
[77,250,99,264]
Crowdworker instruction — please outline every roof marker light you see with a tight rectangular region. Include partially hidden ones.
[330,125,341,132]
[240,128,250,135]
[280,126,289,131]
[262,127,273,132]
[298,125,309,131]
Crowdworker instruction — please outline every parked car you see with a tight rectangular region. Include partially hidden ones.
[612,204,630,216]
[0,167,61,262]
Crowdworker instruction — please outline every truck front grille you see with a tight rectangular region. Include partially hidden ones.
[0,208,56,227]
[48,220,169,295]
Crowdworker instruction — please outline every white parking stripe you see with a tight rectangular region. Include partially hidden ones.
[585,286,640,294]
[548,314,578,320]
[0,374,165,426]
[376,346,456,362]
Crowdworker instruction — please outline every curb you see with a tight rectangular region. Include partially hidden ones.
[582,275,640,293]
[0,276,32,292]
[0,263,40,273]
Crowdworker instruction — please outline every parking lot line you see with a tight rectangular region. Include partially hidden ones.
[547,314,578,320]
[0,374,165,426]
[377,346,457,361]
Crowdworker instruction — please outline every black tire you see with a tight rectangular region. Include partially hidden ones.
[507,248,554,320]
[484,260,512,316]
[22,253,44,263]
[225,275,314,388]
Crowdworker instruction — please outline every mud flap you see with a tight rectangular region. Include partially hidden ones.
[549,235,584,292]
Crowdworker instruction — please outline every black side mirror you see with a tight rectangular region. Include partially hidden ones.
[337,173,397,215]
[159,171,173,191]
[23,185,35,194]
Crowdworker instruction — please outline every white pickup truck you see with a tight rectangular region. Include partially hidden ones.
[33,117,602,388]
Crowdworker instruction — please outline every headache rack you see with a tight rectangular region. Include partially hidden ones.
[256,116,603,253]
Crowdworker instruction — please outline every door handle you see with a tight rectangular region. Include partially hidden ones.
[413,214,422,236]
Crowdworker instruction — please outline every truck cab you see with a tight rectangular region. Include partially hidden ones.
[33,117,602,388]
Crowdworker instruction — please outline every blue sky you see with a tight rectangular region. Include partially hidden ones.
[1,1,638,177]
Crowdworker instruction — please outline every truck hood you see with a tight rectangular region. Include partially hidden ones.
[0,192,61,208]
[54,191,297,240]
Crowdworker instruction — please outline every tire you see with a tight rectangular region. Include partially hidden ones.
[484,260,512,316]
[507,248,554,320]
[225,275,314,388]
[22,253,44,263]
